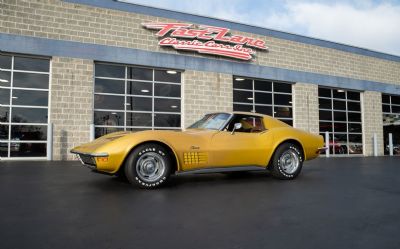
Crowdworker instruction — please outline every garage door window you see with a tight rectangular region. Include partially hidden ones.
[318,87,362,155]
[233,77,293,125]
[94,63,182,138]
[0,54,50,158]
[382,94,400,155]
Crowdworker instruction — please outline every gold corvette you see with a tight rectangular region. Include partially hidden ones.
[71,112,325,188]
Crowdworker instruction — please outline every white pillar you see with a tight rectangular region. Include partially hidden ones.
[325,131,330,157]
[373,133,378,157]
[389,133,393,156]
[47,123,53,161]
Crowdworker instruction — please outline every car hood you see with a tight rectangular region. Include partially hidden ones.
[71,128,217,155]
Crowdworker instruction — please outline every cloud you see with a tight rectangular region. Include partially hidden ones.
[263,1,400,55]
[126,0,400,56]
[128,0,256,23]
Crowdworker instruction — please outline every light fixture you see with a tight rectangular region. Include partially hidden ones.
[12,96,18,99]
[289,101,292,104]
[166,70,177,74]
[247,97,253,100]
[111,112,117,115]
[170,105,178,109]
[125,103,131,105]
[337,89,344,92]
[141,89,150,93]
[235,78,245,81]
[0,79,8,83]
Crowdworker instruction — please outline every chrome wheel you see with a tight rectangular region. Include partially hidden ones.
[279,150,300,174]
[136,152,166,182]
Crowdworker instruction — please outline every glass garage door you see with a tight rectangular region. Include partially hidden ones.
[382,94,400,155]
[93,63,182,138]
[318,87,363,155]
[0,54,50,159]
[233,76,293,126]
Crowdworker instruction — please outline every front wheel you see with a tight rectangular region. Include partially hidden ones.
[270,143,303,180]
[124,143,172,189]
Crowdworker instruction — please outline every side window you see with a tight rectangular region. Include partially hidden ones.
[227,115,265,133]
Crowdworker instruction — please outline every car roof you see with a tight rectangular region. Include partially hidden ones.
[231,112,290,128]
[206,111,267,117]
[203,111,290,128]
[231,111,267,117]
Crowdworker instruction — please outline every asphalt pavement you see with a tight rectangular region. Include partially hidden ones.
[0,157,399,249]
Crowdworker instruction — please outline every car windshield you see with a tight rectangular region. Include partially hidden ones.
[188,113,231,130]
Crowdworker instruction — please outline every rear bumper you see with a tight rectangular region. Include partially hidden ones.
[70,150,109,170]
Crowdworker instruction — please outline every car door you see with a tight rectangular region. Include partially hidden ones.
[209,114,272,167]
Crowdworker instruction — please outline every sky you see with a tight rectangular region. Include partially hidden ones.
[124,0,400,56]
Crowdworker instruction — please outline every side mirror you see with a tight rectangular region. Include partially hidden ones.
[231,123,242,135]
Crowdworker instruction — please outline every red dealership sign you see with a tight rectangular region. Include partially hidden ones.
[143,23,268,61]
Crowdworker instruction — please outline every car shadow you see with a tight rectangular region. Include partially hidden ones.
[165,171,274,188]
[89,170,274,190]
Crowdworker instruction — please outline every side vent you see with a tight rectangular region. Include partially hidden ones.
[183,152,208,165]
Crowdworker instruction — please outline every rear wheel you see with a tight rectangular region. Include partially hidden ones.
[270,143,303,180]
[124,143,172,189]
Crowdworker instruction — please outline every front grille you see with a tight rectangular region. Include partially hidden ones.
[78,154,96,166]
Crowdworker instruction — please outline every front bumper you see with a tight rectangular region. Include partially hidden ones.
[70,150,109,170]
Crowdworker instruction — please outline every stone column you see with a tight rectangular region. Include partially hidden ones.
[292,83,319,134]
[183,70,232,128]
[50,57,94,160]
[362,91,384,156]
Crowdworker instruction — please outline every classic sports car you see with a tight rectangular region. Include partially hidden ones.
[71,112,325,188]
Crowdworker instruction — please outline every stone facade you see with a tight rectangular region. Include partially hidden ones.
[0,0,399,85]
[183,71,232,127]
[50,57,93,160]
[362,91,384,156]
[292,83,319,134]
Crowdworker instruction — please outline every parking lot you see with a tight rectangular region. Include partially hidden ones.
[0,157,399,249]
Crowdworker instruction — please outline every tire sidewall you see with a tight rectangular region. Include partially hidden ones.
[124,144,171,188]
[273,143,303,179]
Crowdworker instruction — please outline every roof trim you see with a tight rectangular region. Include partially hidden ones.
[62,0,400,63]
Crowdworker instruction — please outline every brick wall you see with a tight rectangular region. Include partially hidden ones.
[0,0,399,86]
[292,83,319,134]
[362,91,384,156]
[51,56,93,160]
[183,71,232,127]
